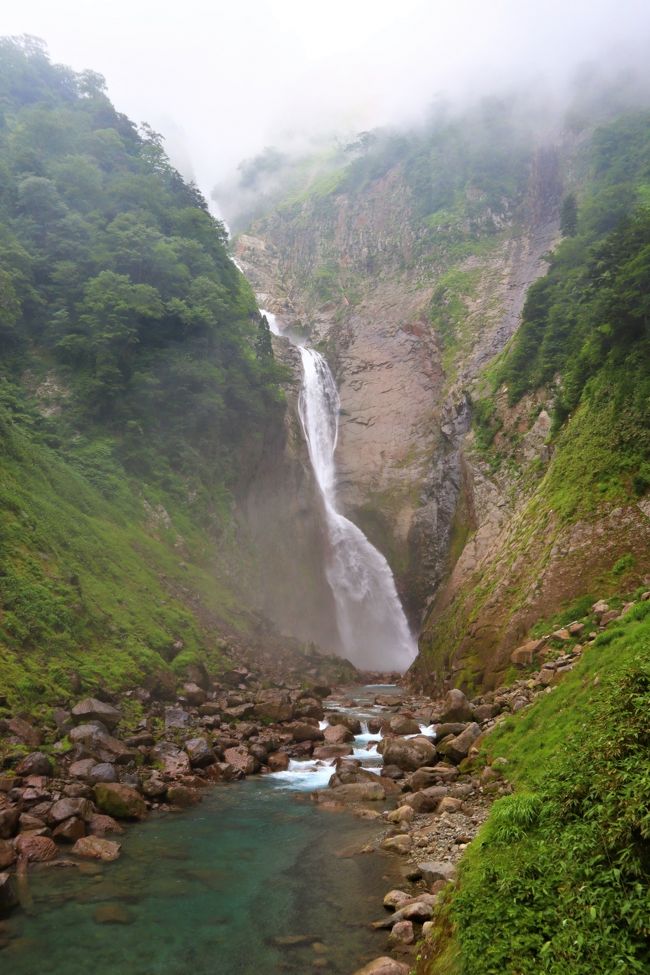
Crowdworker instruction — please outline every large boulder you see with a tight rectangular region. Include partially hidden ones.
[16,751,53,777]
[378,736,436,771]
[94,783,146,821]
[88,763,118,784]
[71,698,121,730]
[166,784,202,807]
[417,860,457,885]
[164,708,190,730]
[439,689,473,723]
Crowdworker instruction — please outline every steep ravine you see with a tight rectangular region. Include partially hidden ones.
[236,147,562,636]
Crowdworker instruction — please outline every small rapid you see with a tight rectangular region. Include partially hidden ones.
[261,310,417,673]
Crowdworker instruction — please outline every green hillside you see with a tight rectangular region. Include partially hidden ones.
[0,37,286,709]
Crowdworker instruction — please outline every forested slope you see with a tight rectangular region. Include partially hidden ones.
[0,37,287,708]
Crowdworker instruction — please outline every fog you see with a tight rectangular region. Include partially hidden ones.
[1,0,650,209]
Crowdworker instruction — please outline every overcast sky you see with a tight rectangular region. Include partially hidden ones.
[1,0,649,205]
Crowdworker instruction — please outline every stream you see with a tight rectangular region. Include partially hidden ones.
[4,687,414,975]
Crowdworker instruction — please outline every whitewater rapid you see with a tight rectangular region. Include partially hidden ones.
[261,310,417,672]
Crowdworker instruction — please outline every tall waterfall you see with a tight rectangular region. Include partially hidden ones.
[262,311,417,672]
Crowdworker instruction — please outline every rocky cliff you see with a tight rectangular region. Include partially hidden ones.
[236,103,650,688]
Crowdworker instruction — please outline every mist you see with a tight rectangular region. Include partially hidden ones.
[1,0,649,214]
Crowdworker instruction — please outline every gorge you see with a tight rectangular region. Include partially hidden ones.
[0,30,648,975]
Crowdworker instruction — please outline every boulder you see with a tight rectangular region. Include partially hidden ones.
[381,834,412,855]
[383,889,412,910]
[7,717,42,746]
[72,836,121,861]
[151,742,192,778]
[223,747,258,775]
[184,738,216,768]
[473,703,500,722]
[88,763,118,784]
[408,764,458,789]
[15,833,57,862]
[0,872,18,915]
[402,785,449,813]
[386,805,415,825]
[164,708,190,730]
[378,736,436,771]
[352,957,410,975]
[326,782,386,803]
[288,722,324,743]
[166,784,201,807]
[48,797,94,824]
[323,724,354,744]
[16,752,53,777]
[417,860,456,885]
[254,689,294,723]
[267,752,290,771]
[437,723,481,764]
[94,783,146,821]
[53,816,86,843]
[88,814,124,836]
[69,723,130,763]
[69,758,97,779]
[326,712,362,734]
[71,698,121,730]
[142,774,167,799]
[439,689,473,723]
[388,920,415,945]
[387,715,421,736]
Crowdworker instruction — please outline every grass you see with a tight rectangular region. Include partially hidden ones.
[419,601,650,975]
[0,414,250,712]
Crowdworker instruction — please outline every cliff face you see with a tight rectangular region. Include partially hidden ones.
[237,105,650,690]
[236,145,561,625]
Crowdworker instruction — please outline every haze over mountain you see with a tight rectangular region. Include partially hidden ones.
[1,0,649,204]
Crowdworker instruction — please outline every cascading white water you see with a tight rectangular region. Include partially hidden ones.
[261,309,417,672]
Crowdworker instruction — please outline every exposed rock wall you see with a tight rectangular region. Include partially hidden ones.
[236,148,561,627]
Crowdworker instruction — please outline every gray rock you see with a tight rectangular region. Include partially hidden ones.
[378,735,437,771]
[0,872,18,915]
[417,860,457,885]
[16,751,53,777]
[71,698,121,730]
[185,738,216,768]
[88,763,118,784]
[439,688,473,723]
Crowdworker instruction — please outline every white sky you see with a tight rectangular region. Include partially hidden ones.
[1,0,649,202]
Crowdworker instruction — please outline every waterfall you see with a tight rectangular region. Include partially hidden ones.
[261,310,417,672]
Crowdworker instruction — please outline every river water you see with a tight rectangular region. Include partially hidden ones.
[4,687,410,975]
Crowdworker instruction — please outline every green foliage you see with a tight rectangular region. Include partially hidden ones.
[0,35,286,496]
[500,112,650,416]
[428,603,650,975]
[0,37,289,705]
